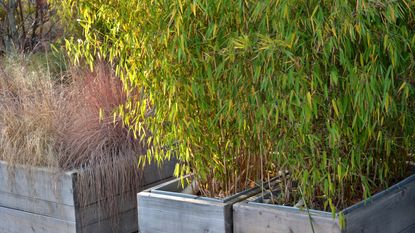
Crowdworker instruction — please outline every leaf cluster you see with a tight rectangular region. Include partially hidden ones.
[61,0,415,211]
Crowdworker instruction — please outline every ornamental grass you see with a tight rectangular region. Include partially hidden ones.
[0,56,145,227]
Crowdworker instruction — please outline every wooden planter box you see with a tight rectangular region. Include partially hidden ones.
[137,176,260,233]
[0,159,176,233]
[233,173,415,233]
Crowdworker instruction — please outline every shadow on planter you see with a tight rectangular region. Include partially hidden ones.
[233,172,415,233]
[137,175,261,233]
[0,159,176,233]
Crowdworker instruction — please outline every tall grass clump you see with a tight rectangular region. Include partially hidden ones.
[62,0,415,212]
[58,63,145,217]
[0,56,145,228]
[0,56,62,167]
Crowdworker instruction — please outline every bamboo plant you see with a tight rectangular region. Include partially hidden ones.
[59,0,415,213]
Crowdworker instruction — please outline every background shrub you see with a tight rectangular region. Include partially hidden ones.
[0,0,62,53]
[61,0,415,212]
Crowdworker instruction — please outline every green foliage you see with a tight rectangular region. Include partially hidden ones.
[61,0,415,212]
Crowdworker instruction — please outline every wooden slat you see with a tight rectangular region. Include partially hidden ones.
[140,159,176,186]
[344,174,415,233]
[401,223,415,233]
[233,203,340,233]
[0,206,76,233]
[138,192,229,233]
[137,176,260,233]
[0,161,76,206]
[76,163,176,228]
[0,158,175,207]
[76,190,137,227]
[74,160,175,232]
[233,174,415,233]
[0,159,176,233]
[72,158,176,207]
[79,209,137,233]
[76,161,176,232]
[0,190,76,221]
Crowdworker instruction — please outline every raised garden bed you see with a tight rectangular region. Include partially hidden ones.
[0,159,176,233]
[233,172,415,233]
[137,175,260,233]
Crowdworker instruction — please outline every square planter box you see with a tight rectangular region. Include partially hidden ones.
[233,172,415,233]
[137,175,260,233]
[0,159,176,233]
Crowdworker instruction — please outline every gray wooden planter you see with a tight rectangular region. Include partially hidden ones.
[233,173,415,233]
[137,175,260,233]
[0,159,176,233]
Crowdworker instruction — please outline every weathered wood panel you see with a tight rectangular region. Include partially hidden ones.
[74,159,177,207]
[137,176,260,233]
[401,223,415,233]
[0,206,76,233]
[138,192,229,233]
[0,159,176,233]
[0,161,76,206]
[77,178,176,232]
[76,190,137,227]
[343,173,415,233]
[140,160,176,187]
[80,208,137,233]
[233,173,415,233]
[233,203,340,233]
[0,190,76,221]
